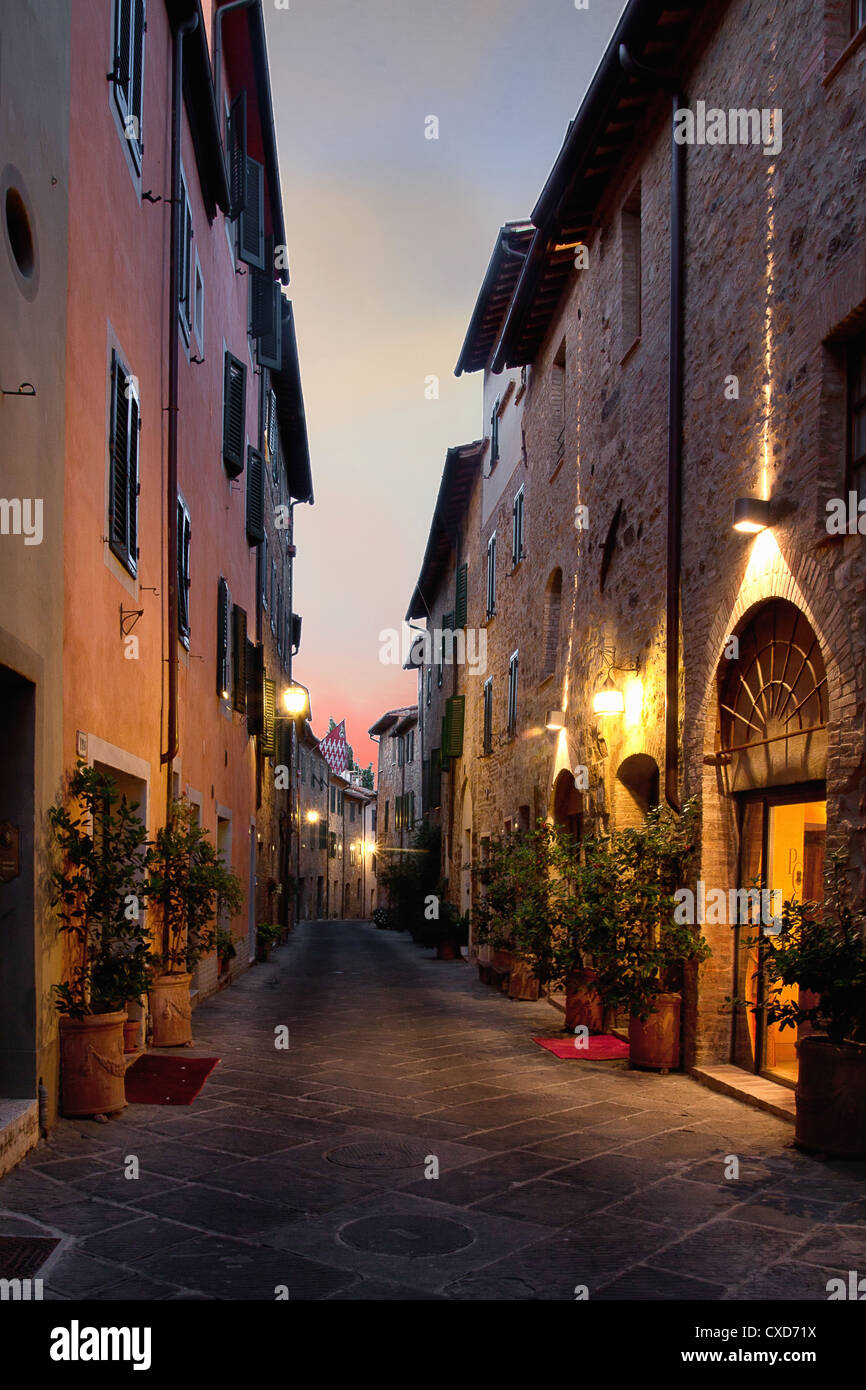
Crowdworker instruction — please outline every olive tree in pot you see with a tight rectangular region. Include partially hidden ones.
[49,763,152,1117]
[590,800,709,1070]
[754,850,866,1158]
[474,822,574,1000]
[146,798,244,1045]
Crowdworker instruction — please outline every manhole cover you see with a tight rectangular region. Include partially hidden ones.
[341,1214,475,1257]
[0,1236,60,1279]
[325,1140,419,1170]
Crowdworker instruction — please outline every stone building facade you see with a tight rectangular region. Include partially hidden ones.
[369,706,422,907]
[411,0,866,1090]
[295,730,376,920]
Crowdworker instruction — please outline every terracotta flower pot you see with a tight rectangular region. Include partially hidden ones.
[628,992,681,1071]
[59,1011,128,1117]
[437,941,458,960]
[509,954,540,1001]
[565,968,604,1034]
[123,1017,141,1054]
[795,1036,866,1158]
[148,972,192,1047]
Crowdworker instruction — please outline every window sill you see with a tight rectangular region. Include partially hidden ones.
[620,335,641,368]
[823,25,866,86]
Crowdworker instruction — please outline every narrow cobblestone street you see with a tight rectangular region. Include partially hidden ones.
[3,923,865,1301]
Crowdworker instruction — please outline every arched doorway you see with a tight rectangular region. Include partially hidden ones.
[615,753,659,829]
[552,768,582,845]
[719,600,828,1086]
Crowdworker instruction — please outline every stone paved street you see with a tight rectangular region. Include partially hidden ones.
[3,922,865,1300]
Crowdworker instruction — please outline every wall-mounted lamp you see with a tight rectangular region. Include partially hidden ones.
[281,682,310,719]
[732,497,771,534]
[592,676,625,716]
[305,810,319,824]
[545,709,565,731]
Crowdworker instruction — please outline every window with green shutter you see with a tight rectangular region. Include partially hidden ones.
[262,677,276,755]
[443,695,465,758]
[246,640,263,736]
[455,563,468,629]
[108,350,140,577]
[177,497,191,647]
[222,350,246,477]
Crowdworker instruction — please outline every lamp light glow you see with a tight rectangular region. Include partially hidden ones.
[733,497,771,534]
[282,684,309,717]
[305,810,319,824]
[592,676,625,716]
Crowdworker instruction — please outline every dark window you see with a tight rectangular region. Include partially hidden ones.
[217,578,231,699]
[267,389,278,478]
[226,90,247,219]
[490,395,500,469]
[486,533,496,617]
[854,0,866,35]
[506,651,519,737]
[426,667,432,706]
[384,800,389,832]
[849,335,866,499]
[232,605,247,712]
[483,678,493,755]
[512,486,525,566]
[178,171,193,342]
[245,446,265,544]
[318,821,327,850]
[262,535,268,610]
[177,497,191,647]
[621,184,642,349]
[108,350,139,576]
[111,0,145,172]
[222,350,246,477]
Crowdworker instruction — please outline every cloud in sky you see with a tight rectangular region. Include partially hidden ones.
[263,0,626,770]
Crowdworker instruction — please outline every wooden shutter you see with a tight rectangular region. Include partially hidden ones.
[222,350,246,477]
[290,613,302,654]
[443,695,465,758]
[130,0,145,159]
[239,156,265,269]
[216,578,230,697]
[227,89,247,219]
[257,282,282,371]
[262,678,276,755]
[245,446,265,544]
[232,605,247,712]
[246,641,264,736]
[455,563,468,629]
[249,260,274,340]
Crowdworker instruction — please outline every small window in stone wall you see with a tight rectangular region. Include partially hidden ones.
[853,0,866,36]
[541,568,562,680]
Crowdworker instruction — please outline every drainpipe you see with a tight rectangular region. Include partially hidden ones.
[163,11,199,817]
[619,45,685,812]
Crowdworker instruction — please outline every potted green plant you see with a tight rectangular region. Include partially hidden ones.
[146,798,244,1045]
[49,762,152,1116]
[255,922,281,962]
[379,823,441,942]
[420,900,469,960]
[217,925,237,978]
[753,850,866,1157]
[589,799,709,1069]
[474,822,574,1000]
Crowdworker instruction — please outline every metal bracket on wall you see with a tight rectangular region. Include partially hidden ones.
[1,382,36,397]
[120,605,144,638]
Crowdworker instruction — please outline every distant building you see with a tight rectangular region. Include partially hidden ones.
[369,706,421,907]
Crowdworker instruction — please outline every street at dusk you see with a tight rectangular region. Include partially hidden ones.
[1,0,866,1368]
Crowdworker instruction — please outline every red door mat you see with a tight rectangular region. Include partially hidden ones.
[532,1035,630,1060]
[125,1054,221,1105]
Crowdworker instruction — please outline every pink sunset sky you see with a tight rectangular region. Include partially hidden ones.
[264,0,625,775]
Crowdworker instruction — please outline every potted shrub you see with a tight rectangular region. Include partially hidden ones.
[146,798,244,1045]
[379,823,441,941]
[255,922,281,962]
[590,800,709,1070]
[753,850,866,1157]
[49,763,152,1116]
[420,900,469,960]
[474,822,574,1000]
[217,926,237,978]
